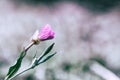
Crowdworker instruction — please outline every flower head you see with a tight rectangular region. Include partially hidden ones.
[38,24,55,41]
[31,24,55,44]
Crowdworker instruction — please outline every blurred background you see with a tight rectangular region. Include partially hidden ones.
[0,0,120,80]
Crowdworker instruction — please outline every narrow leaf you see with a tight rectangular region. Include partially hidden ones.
[30,57,38,68]
[38,52,56,64]
[5,51,26,79]
[38,43,55,61]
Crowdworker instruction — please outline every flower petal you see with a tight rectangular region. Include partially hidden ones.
[38,24,55,41]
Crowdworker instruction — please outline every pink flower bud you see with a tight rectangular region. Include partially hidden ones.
[38,24,55,41]
[31,24,55,44]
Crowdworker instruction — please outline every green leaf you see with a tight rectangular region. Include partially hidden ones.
[30,57,38,68]
[5,51,26,79]
[38,43,55,61]
[38,52,56,64]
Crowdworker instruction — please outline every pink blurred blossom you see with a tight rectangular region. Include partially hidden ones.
[38,24,55,41]
[31,24,55,44]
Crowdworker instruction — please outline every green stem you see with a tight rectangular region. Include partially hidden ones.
[8,67,32,80]
[4,42,35,80]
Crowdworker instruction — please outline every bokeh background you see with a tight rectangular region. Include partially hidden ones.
[0,0,120,80]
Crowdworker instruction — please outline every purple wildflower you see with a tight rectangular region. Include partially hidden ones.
[38,24,55,41]
[31,24,55,44]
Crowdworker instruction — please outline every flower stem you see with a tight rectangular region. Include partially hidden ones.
[8,67,32,80]
[25,42,35,52]
[4,42,35,80]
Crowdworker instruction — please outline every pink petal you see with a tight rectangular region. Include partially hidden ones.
[38,24,55,41]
